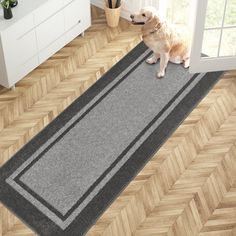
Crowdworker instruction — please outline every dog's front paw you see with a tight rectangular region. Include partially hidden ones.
[146,57,157,64]
[183,60,190,68]
[157,71,165,78]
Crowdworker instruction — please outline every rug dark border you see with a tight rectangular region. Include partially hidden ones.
[0,41,223,236]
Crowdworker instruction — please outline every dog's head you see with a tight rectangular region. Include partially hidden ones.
[130,6,160,25]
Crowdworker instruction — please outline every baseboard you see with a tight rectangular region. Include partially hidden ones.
[91,0,104,10]
[91,0,131,20]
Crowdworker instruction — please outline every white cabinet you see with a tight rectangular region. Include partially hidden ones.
[64,0,81,31]
[4,31,38,85]
[39,36,66,64]
[0,0,91,88]
[36,11,65,51]
[64,0,91,44]
[1,13,38,85]
[34,0,64,25]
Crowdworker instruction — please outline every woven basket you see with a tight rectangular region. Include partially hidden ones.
[105,5,121,28]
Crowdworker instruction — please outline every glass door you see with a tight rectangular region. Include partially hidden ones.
[190,0,236,73]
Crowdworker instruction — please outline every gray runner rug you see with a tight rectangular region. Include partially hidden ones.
[0,42,223,236]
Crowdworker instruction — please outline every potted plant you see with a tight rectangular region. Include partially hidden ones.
[105,0,122,28]
[10,0,18,8]
[1,0,17,19]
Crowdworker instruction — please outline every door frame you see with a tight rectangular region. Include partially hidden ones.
[190,0,236,73]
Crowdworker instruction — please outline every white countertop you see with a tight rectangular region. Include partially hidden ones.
[0,0,52,32]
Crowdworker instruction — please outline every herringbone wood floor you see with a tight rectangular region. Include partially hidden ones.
[1,6,236,236]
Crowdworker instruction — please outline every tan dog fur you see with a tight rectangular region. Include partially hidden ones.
[131,7,191,78]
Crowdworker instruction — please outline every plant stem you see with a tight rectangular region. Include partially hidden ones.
[108,0,112,8]
[115,0,121,8]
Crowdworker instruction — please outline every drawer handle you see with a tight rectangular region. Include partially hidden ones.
[78,20,81,24]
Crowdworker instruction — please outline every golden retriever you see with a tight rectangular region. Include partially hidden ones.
[130,6,191,78]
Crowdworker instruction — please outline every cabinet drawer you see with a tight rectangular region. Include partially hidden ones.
[3,30,38,74]
[64,0,91,32]
[3,14,34,40]
[38,34,65,64]
[63,0,73,5]
[36,11,64,51]
[8,55,39,87]
[34,0,64,25]
[65,20,88,45]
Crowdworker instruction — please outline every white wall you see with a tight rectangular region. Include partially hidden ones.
[91,0,160,20]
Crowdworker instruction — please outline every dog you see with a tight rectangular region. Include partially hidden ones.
[130,6,191,78]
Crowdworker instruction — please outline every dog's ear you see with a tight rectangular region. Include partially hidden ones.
[145,9,161,24]
[146,11,154,22]
[152,15,160,25]
[146,14,160,27]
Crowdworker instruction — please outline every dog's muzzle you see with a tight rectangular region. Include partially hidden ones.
[130,14,145,25]
[131,21,145,25]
